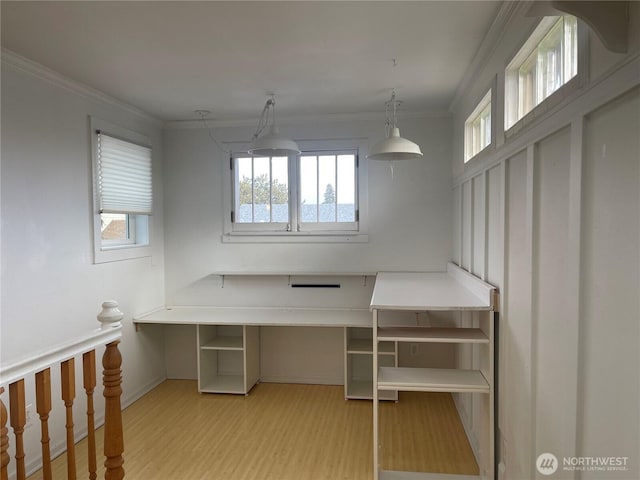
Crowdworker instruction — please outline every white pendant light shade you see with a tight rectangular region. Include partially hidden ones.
[368,127,423,161]
[367,89,423,161]
[248,124,300,156]
[249,96,300,156]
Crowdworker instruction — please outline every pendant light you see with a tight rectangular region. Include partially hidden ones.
[368,90,423,161]
[248,95,300,156]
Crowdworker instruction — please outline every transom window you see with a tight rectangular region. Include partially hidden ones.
[231,150,358,233]
[464,89,492,162]
[505,15,578,129]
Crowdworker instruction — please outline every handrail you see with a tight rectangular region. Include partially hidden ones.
[1,301,126,480]
[0,326,122,387]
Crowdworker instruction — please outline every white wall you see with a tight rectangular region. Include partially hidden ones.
[450,4,640,480]
[162,115,454,381]
[0,54,167,477]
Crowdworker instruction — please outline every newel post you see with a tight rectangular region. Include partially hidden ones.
[98,301,125,480]
[1,387,8,480]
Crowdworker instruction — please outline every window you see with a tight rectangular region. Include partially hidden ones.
[464,89,492,162]
[505,15,578,130]
[101,213,134,246]
[299,153,357,231]
[91,117,152,263]
[230,150,359,235]
[233,155,289,230]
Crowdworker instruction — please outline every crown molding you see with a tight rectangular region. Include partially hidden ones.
[448,1,528,113]
[1,48,163,127]
[164,109,451,130]
[1,48,450,130]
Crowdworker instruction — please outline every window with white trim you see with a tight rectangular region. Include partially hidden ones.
[233,155,290,230]
[505,15,578,130]
[464,89,492,162]
[91,118,152,263]
[230,150,359,234]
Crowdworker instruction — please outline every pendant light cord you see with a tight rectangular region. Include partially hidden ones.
[252,96,276,141]
[384,89,401,137]
[196,110,231,154]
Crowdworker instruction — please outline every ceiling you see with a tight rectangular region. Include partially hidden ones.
[1,1,502,122]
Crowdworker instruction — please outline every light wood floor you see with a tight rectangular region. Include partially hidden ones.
[27,380,478,479]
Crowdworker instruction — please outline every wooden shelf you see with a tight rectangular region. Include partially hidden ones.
[345,327,397,401]
[377,367,489,393]
[346,380,396,401]
[377,327,488,344]
[197,325,259,395]
[347,339,395,354]
[200,336,243,350]
[199,375,245,394]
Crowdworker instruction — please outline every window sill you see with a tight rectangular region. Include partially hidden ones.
[94,244,151,264]
[221,233,369,244]
[464,143,494,166]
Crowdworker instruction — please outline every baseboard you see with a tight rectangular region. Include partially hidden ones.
[258,375,342,386]
[122,375,167,409]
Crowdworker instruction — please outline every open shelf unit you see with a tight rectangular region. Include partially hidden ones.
[135,306,373,396]
[345,327,397,400]
[371,263,497,480]
[197,324,259,395]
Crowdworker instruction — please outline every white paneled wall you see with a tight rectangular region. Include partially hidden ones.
[472,174,486,279]
[579,90,640,476]
[533,127,576,462]
[461,180,472,271]
[485,165,503,288]
[452,183,462,266]
[452,84,639,479]
[504,149,535,479]
[449,4,640,477]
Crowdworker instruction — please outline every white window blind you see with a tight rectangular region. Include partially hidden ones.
[97,132,152,215]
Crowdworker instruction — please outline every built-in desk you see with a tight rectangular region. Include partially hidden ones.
[134,306,379,395]
[134,264,497,479]
[134,306,372,327]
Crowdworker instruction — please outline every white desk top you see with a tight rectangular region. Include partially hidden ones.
[370,263,495,311]
[134,306,372,328]
[134,264,495,325]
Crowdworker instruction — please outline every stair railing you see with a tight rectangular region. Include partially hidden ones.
[1,301,125,480]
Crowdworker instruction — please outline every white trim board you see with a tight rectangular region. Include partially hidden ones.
[1,48,162,126]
